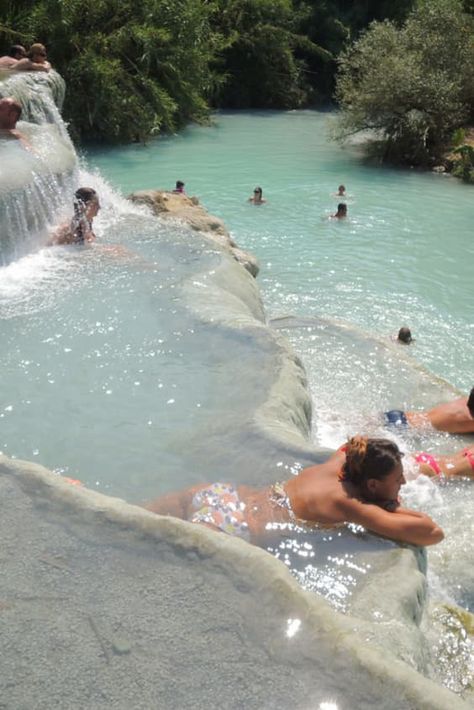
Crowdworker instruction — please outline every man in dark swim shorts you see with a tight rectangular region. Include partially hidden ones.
[384,410,408,427]
[384,387,474,433]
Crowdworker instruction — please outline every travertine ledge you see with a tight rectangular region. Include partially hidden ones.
[128,190,259,277]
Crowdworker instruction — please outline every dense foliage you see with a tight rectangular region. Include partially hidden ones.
[1,0,218,141]
[335,0,474,165]
[8,0,470,156]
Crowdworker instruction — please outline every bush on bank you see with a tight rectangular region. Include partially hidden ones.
[334,0,474,166]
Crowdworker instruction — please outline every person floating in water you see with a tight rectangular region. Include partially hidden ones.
[396,327,414,344]
[248,186,266,204]
[49,187,100,246]
[144,436,444,547]
[337,184,346,197]
[172,180,185,194]
[331,203,347,219]
[384,387,474,434]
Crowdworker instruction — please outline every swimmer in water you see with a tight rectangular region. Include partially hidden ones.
[248,186,266,205]
[49,187,100,246]
[331,203,347,219]
[396,327,414,344]
[337,184,346,197]
[144,436,444,547]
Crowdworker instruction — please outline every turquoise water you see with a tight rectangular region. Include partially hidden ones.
[87,110,473,447]
[2,98,474,700]
[86,111,474,619]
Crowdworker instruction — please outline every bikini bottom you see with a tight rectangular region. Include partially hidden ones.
[190,482,250,540]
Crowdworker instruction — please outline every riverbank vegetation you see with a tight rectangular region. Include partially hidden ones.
[334,0,474,168]
[1,0,474,171]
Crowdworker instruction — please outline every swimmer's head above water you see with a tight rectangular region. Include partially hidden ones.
[397,326,413,344]
[341,436,405,502]
[333,203,347,218]
[337,184,346,196]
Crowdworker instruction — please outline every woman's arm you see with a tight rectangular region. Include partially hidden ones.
[339,498,444,546]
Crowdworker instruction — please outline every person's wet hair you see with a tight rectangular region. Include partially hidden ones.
[338,184,345,193]
[336,202,347,216]
[28,43,47,59]
[9,45,26,59]
[74,187,98,204]
[72,187,98,244]
[397,327,413,344]
[468,387,474,417]
[254,186,262,196]
[176,180,184,189]
[341,436,403,486]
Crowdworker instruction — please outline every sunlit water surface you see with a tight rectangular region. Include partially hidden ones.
[1,113,473,671]
[86,112,474,624]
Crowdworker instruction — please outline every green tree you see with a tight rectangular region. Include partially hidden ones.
[1,0,219,141]
[335,0,474,165]
[211,0,326,108]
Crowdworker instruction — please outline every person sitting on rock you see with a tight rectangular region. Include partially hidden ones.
[172,180,185,194]
[384,387,474,434]
[0,45,27,68]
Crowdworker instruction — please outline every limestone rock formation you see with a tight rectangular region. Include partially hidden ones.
[128,190,259,277]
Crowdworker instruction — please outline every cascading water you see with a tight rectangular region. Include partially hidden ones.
[0,71,77,262]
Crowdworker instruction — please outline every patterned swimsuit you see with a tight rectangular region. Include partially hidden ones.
[189,483,250,540]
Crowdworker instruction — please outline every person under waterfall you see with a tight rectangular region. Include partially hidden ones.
[49,187,100,246]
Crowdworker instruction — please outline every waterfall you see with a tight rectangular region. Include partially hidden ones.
[0,71,78,263]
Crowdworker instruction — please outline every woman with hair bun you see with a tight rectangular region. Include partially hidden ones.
[145,436,445,547]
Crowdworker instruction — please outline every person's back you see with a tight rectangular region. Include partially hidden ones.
[423,396,474,433]
[285,450,345,523]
